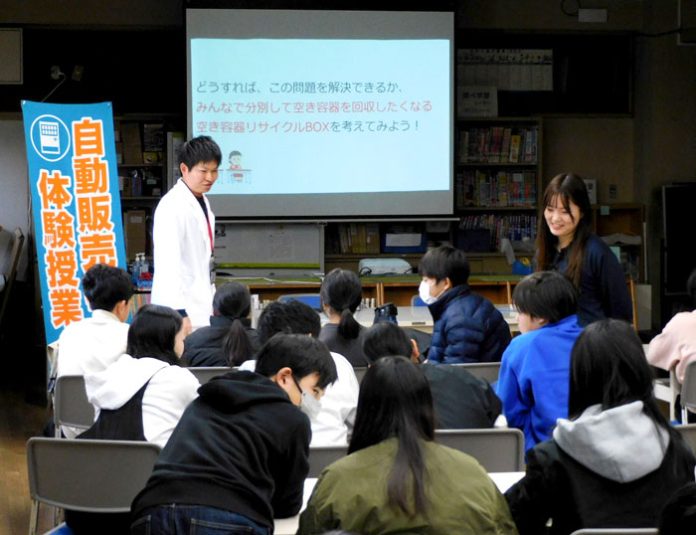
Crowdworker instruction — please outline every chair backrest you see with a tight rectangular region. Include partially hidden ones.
[569,529,658,535]
[307,445,348,478]
[435,428,525,472]
[278,293,322,311]
[677,424,696,454]
[54,375,95,434]
[681,361,696,422]
[449,362,502,384]
[353,366,368,384]
[0,227,24,329]
[27,437,161,513]
[186,366,233,385]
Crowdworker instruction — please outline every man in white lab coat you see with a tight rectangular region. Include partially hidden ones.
[151,136,221,331]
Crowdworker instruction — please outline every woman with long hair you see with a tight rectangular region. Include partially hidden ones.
[183,281,259,367]
[536,173,632,326]
[297,356,517,534]
[318,268,369,367]
[505,319,696,534]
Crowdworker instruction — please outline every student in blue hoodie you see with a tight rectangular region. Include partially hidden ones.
[496,270,583,452]
[130,334,337,535]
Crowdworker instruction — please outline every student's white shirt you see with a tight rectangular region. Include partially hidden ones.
[85,354,200,449]
[56,309,129,380]
[239,351,359,447]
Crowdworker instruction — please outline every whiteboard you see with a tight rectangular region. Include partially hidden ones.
[213,222,324,277]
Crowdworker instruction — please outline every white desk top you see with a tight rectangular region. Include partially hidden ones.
[273,471,524,534]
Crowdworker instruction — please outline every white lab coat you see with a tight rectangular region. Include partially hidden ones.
[151,179,216,328]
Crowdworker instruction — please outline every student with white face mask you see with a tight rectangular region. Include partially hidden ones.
[418,245,511,364]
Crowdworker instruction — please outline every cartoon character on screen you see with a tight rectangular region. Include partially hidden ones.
[227,150,245,183]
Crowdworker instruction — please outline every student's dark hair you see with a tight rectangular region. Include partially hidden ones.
[569,319,673,435]
[512,270,578,324]
[256,300,321,344]
[658,482,696,535]
[418,245,470,287]
[177,135,222,169]
[126,304,182,365]
[362,322,413,364]
[320,268,362,340]
[536,173,593,288]
[213,282,254,366]
[255,333,337,389]
[81,263,133,312]
[349,356,435,517]
[687,268,696,309]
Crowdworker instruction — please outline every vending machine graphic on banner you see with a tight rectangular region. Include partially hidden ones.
[22,101,127,345]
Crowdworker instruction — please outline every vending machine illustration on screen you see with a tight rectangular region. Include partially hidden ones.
[39,120,61,155]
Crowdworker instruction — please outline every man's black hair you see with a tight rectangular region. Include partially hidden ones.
[177,135,222,169]
[512,271,578,324]
[362,322,413,364]
[256,300,321,344]
[418,245,470,287]
[81,263,133,312]
[255,333,337,389]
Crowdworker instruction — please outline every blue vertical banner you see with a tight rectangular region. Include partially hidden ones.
[22,101,127,345]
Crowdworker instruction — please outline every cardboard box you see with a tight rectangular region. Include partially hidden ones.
[124,210,147,261]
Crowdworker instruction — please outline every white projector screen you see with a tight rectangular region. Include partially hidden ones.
[186,8,454,218]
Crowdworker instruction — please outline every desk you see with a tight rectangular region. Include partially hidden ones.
[216,275,523,308]
[273,471,524,535]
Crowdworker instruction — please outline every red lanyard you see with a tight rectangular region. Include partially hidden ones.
[205,214,214,252]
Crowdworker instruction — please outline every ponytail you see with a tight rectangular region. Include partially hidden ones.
[223,318,254,366]
[337,308,361,340]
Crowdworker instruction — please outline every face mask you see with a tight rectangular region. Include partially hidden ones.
[419,280,438,305]
[292,375,322,420]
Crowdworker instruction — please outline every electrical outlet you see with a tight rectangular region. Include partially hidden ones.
[609,184,618,200]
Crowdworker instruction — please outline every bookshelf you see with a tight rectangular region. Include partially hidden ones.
[455,117,542,268]
[115,116,182,262]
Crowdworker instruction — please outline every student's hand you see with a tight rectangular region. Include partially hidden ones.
[182,316,192,336]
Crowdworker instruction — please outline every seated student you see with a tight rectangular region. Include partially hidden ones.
[66,305,199,535]
[318,268,370,367]
[362,322,502,429]
[418,245,511,364]
[648,267,696,385]
[297,356,517,535]
[83,304,199,448]
[505,319,696,535]
[241,300,359,447]
[183,281,260,367]
[496,271,583,452]
[658,482,696,535]
[55,263,133,438]
[130,334,337,535]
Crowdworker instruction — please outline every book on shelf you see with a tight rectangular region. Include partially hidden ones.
[458,125,538,164]
[458,213,538,251]
[456,170,536,209]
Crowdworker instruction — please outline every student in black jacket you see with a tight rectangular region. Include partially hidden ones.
[183,281,260,367]
[131,334,337,535]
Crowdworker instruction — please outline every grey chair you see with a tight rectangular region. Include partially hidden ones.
[307,445,348,478]
[435,428,525,472]
[569,529,658,535]
[186,366,233,385]
[53,375,95,437]
[450,362,502,384]
[681,360,696,424]
[26,437,161,535]
[676,423,696,454]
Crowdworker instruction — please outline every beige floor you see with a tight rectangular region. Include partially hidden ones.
[0,387,53,535]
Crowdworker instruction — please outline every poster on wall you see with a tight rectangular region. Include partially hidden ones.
[21,101,126,345]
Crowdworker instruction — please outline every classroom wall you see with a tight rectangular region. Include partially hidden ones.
[0,119,30,282]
